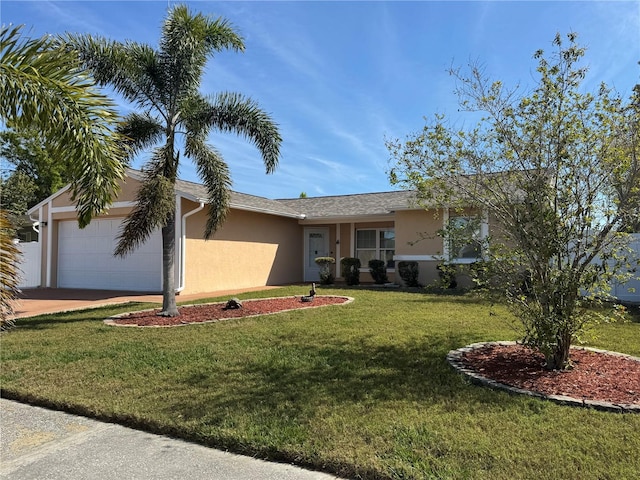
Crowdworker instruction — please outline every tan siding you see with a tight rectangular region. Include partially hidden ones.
[182,207,303,294]
[51,177,140,208]
[395,209,444,256]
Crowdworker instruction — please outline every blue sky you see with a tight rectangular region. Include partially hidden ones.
[2,1,639,199]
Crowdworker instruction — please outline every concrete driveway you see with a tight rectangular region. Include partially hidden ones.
[12,286,281,319]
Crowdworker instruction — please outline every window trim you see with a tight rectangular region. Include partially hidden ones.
[355,227,396,271]
[442,209,489,264]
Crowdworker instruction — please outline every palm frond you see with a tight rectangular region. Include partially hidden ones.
[0,210,20,329]
[160,5,244,102]
[117,112,164,160]
[185,134,231,238]
[63,34,168,116]
[114,151,176,256]
[199,92,282,173]
[1,25,126,228]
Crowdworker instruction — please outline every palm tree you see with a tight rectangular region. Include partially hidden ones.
[0,25,126,227]
[68,4,282,316]
[0,210,21,329]
[1,25,127,325]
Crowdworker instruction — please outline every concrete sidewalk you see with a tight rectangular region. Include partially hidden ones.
[0,399,343,480]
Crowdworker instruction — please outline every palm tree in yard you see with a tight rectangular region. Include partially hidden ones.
[68,5,282,316]
[1,25,127,326]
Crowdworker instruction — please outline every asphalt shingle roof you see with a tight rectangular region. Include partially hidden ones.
[129,169,420,220]
[174,177,304,218]
[276,190,419,219]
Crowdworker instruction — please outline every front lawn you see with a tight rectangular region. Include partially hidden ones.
[2,287,639,479]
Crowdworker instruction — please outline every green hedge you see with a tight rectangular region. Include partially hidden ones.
[340,257,361,285]
[368,259,388,284]
[398,261,420,287]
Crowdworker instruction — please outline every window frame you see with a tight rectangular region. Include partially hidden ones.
[443,210,489,264]
[355,228,396,271]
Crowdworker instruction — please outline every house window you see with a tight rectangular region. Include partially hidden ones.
[448,216,482,261]
[356,229,395,268]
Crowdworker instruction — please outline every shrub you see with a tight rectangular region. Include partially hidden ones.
[314,256,335,285]
[398,261,420,287]
[340,257,361,285]
[437,263,458,289]
[368,259,388,284]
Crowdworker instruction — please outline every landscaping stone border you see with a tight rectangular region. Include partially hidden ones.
[103,295,355,328]
[447,341,640,413]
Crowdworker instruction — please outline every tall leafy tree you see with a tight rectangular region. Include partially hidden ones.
[0,25,127,324]
[68,4,282,316]
[388,33,640,370]
[615,84,640,233]
[0,128,71,207]
[0,170,38,221]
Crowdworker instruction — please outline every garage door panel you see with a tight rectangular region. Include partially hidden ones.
[58,219,162,291]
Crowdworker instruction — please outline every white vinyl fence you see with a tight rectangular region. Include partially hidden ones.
[17,241,41,289]
[608,234,640,304]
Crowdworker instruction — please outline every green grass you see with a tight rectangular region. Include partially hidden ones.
[2,286,639,479]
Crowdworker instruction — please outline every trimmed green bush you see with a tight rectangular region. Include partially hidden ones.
[314,256,335,285]
[368,259,388,284]
[340,257,361,285]
[398,261,420,287]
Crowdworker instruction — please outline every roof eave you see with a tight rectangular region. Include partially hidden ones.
[299,213,396,224]
[231,204,306,219]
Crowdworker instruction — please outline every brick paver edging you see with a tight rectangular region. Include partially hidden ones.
[447,341,640,413]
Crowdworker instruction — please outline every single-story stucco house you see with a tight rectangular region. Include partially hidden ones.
[25,169,494,294]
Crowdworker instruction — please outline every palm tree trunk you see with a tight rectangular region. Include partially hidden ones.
[160,211,179,317]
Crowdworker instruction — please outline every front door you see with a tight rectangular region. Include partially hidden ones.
[304,227,330,282]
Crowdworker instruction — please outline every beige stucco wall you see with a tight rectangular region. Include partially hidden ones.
[34,174,304,293]
[395,209,444,256]
[393,209,442,286]
[182,205,303,294]
[50,176,140,208]
[31,172,507,293]
[394,207,504,288]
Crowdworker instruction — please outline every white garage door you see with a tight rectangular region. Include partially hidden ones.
[58,218,162,291]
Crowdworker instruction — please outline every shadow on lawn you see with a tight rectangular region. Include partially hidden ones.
[11,302,156,329]
[174,332,521,422]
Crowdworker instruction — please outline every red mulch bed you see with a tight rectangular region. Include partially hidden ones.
[110,296,350,327]
[461,344,640,405]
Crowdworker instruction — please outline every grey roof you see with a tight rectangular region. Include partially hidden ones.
[128,169,421,220]
[174,177,304,219]
[276,190,419,219]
